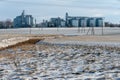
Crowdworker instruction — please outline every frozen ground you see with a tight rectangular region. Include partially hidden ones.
[42,38,120,48]
[0,43,120,80]
[0,27,120,36]
[0,37,29,49]
[0,27,120,79]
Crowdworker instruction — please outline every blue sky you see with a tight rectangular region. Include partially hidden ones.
[0,0,120,23]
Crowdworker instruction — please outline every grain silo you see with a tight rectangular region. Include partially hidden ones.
[89,18,96,27]
[72,19,79,27]
[96,18,104,27]
[80,18,88,27]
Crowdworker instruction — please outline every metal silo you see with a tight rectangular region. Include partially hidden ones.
[89,18,96,27]
[72,19,79,27]
[80,17,88,27]
[96,18,103,27]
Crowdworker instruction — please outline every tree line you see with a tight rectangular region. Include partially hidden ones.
[0,19,13,29]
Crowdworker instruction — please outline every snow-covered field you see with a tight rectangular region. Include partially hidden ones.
[0,43,120,80]
[0,27,120,36]
[0,27,120,80]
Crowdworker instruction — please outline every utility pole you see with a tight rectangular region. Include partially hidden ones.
[102,25,104,36]
[35,19,36,27]
[29,26,31,34]
[102,19,104,36]
[92,26,95,35]
[78,26,80,33]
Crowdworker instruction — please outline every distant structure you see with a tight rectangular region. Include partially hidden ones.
[40,13,104,27]
[13,10,34,28]
[65,12,104,27]
[40,17,66,27]
[0,19,13,29]
[49,17,65,27]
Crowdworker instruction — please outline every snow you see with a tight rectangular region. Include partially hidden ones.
[38,40,120,48]
[0,42,120,79]
[0,27,120,36]
[0,37,29,49]
[0,27,120,79]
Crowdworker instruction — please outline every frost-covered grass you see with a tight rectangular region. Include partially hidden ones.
[0,27,120,79]
[0,43,120,79]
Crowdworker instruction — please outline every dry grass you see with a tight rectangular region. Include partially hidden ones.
[51,35,120,42]
[0,34,62,50]
[12,44,36,51]
[0,37,44,50]
[0,38,43,59]
[0,34,61,59]
[0,53,33,59]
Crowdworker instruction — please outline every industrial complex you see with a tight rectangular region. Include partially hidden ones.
[41,13,104,27]
[13,11,104,28]
[13,10,34,28]
[65,13,104,27]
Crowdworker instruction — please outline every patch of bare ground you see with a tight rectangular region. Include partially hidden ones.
[0,34,61,40]
[0,38,44,50]
[0,53,33,60]
[0,34,63,59]
[0,34,62,50]
[53,35,120,42]
[0,39,40,59]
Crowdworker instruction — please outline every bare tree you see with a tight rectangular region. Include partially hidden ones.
[0,21,4,28]
[5,19,13,28]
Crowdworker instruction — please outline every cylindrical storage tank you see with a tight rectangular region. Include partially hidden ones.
[61,21,65,27]
[72,19,79,27]
[87,18,91,27]
[80,18,88,27]
[89,18,96,27]
[26,16,30,25]
[96,18,103,27]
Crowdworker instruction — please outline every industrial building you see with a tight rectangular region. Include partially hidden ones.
[40,17,66,27]
[49,17,66,27]
[46,17,65,27]
[13,10,34,28]
[40,12,104,27]
[65,13,104,27]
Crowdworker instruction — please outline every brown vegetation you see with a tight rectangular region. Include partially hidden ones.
[0,37,44,51]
